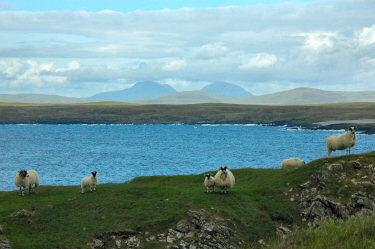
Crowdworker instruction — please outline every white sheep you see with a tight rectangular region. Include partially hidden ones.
[14,170,39,196]
[81,171,98,194]
[281,158,305,168]
[214,166,235,194]
[326,127,357,157]
[204,174,215,193]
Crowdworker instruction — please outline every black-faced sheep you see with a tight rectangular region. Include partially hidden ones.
[204,174,215,193]
[281,158,305,168]
[214,166,235,194]
[326,127,357,157]
[14,170,39,196]
[81,171,97,194]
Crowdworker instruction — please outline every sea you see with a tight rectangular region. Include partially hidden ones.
[1,124,373,191]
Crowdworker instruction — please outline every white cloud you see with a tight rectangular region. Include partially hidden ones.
[302,32,336,51]
[359,25,375,46]
[240,53,277,70]
[193,43,228,59]
[163,60,187,71]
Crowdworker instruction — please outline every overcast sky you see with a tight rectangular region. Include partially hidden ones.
[0,0,374,97]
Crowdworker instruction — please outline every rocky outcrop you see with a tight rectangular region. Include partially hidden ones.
[88,210,243,249]
[0,239,11,249]
[301,195,349,227]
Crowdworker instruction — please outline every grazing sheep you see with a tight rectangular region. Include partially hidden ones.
[204,174,215,193]
[214,166,235,194]
[14,170,39,196]
[326,127,357,157]
[81,171,97,194]
[281,158,305,168]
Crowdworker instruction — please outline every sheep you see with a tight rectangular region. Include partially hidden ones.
[14,170,39,196]
[204,174,215,193]
[326,127,357,157]
[281,158,305,168]
[214,166,235,194]
[81,171,98,194]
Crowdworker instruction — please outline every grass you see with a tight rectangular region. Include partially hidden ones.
[272,212,375,249]
[1,151,375,248]
[1,102,375,125]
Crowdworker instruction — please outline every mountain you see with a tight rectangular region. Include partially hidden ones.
[133,91,240,104]
[91,81,176,101]
[201,82,252,98]
[239,87,375,105]
[0,94,98,104]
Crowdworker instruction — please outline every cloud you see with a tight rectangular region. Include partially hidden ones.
[163,60,187,71]
[240,54,277,69]
[302,32,336,51]
[359,25,375,46]
[0,0,375,96]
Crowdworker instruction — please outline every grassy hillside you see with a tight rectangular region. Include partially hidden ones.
[1,102,375,126]
[133,91,240,104]
[0,94,98,104]
[1,151,375,248]
[240,88,375,105]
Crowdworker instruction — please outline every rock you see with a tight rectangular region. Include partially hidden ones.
[353,161,362,169]
[276,226,292,239]
[175,220,190,233]
[9,209,34,218]
[311,173,326,190]
[258,239,269,247]
[321,170,330,179]
[0,224,3,234]
[349,192,375,215]
[0,239,11,249]
[328,164,343,172]
[92,239,104,249]
[301,195,349,227]
[365,164,375,175]
[299,181,312,189]
[115,239,121,248]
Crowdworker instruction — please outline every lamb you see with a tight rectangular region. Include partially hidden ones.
[326,127,357,157]
[281,158,305,168]
[14,170,39,196]
[204,174,215,193]
[214,166,235,194]
[81,171,98,194]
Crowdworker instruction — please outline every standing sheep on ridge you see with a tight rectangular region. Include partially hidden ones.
[81,171,98,194]
[214,166,235,194]
[204,174,215,193]
[14,170,39,196]
[281,158,305,168]
[326,127,357,157]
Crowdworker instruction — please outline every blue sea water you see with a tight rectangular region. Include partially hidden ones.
[0,124,374,191]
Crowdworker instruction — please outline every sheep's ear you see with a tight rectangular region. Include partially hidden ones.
[224,166,228,170]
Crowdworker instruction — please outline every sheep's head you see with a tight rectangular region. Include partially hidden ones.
[18,170,27,178]
[91,171,97,177]
[205,174,212,179]
[348,127,356,135]
[219,166,228,175]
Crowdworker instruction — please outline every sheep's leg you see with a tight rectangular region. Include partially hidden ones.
[35,184,39,193]
[81,187,84,194]
[206,187,209,193]
[93,184,96,191]
[328,149,331,157]
[28,184,32,193]
[90,185,93,192]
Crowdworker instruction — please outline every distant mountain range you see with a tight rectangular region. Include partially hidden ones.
[91,81,176,101]
[0,94,98,104]
[1,84,374,105]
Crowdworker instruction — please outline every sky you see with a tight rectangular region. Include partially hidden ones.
[0,0,374,97]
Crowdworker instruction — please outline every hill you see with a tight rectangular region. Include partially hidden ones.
[0,94,98,104]
[241,87,375,105]
[1,151,375,248]
[91,82,176,101]
[133,91,240,104]
[201,82,253,98]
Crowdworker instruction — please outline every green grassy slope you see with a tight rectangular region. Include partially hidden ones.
[1,102,375,126]
[2,151,375,249]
